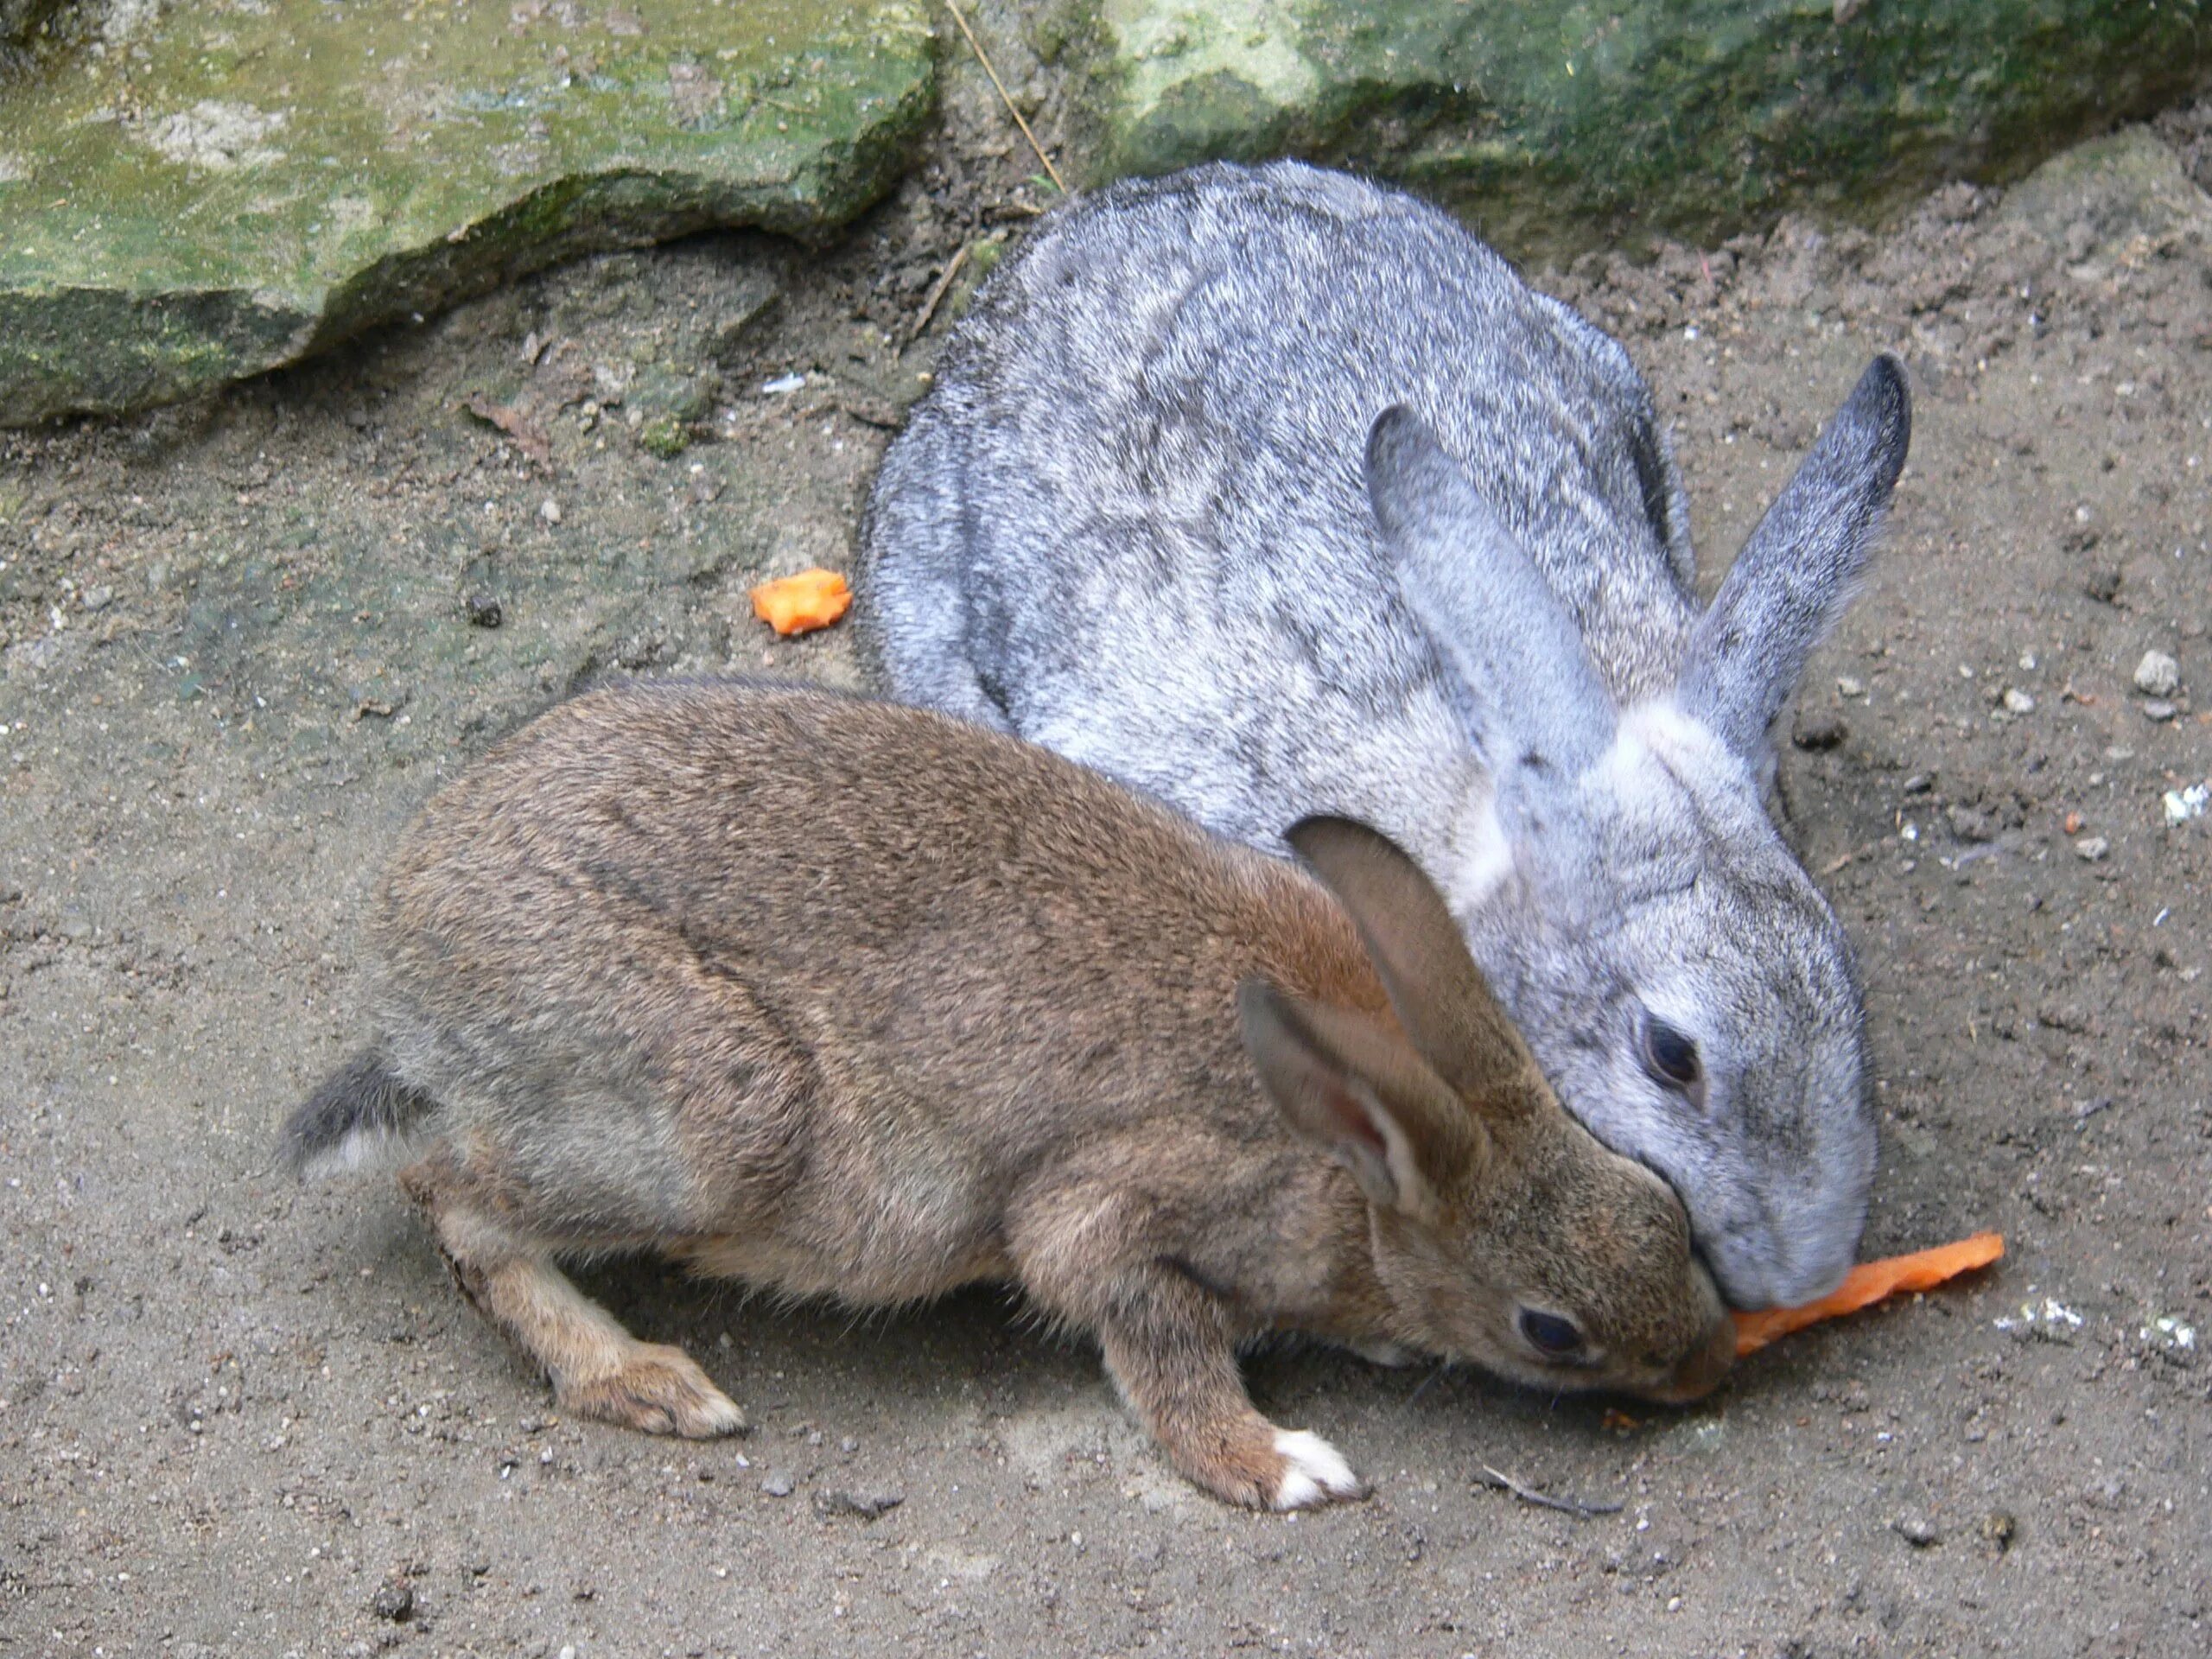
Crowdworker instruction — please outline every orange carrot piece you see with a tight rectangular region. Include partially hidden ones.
[750,569,852,637]
[1732,1231,2004,1356]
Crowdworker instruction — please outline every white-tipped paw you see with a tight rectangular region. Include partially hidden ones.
[1270,1429,1364,1510]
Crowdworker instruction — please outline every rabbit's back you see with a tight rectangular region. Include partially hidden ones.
[865,162,1698,850]
[366,681,1373,1291]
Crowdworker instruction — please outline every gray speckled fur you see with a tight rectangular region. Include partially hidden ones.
[860,162,1910,1309]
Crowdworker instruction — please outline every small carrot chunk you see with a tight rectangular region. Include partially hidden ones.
[749,569,851,636]
[1732,1231,2004,1357]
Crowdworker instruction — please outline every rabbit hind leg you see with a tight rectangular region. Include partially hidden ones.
[399,1146,747,1439]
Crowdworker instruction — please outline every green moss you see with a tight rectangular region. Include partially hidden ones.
[0,0,65,48]
[1077,0,2212,259]
[637,414,692,458]
[965,234,1008,281]
[0,0,934,422]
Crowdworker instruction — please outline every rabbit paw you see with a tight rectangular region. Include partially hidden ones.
[1349,1339,1420,1370]
[1268,1430,1366,1510]
[559,1342,748,1439]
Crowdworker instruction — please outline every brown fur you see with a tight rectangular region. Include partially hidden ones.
[296,680,1732,1510]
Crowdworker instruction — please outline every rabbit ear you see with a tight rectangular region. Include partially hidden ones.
[1365,406,1617,784]
[1285,816,1551,1119]
[1678,355,1910,758]
[1236,981,1480,1220]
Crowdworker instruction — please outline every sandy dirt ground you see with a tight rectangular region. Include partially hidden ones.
[3,100,2209,1659]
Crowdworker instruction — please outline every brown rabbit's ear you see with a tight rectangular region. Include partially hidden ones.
[1286,815,1546,1119]
[1237,980,1483,1222]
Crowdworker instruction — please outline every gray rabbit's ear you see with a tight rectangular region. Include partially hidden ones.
[1365,407,1616,784]
[1677,355,1910,759]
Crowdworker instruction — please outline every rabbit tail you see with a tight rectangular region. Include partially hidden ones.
[281,1048,438,1179]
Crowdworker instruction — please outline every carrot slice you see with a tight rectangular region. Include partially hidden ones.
[1732,1231,2004,1356]
[750,569,851,636]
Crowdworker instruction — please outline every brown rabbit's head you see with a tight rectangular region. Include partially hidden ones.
[1240,818,1735,1403]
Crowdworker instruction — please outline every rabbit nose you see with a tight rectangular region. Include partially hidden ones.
[1653,1313,1737,1404]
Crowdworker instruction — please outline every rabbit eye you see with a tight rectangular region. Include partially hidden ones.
[1518,1309,1585,1357]
[1640,1013,1702,1091]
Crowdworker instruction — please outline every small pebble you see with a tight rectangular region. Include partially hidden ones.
[1893,1515,1940,1548]
[761,1471,794,1497]
[2002,688,2035,714]
[540,498,563,524]
[1792,712,1848,752]
[1980,1510,2018,1551]
[814,1488,903,1521]
[464,593,504,629]
[81,585,114,613]
[2133,650,2180,697]
[1902,772,1935,796]
[1946,803,1994,842]
[2164,784,2209,826]
[2073,836,2110,861]
[1835,675,1867,698]
[370,1581,415,1623]
[2142,699,2177,722]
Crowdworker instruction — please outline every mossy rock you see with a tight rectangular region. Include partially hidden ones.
[1,0,67,48]
[1995,128,2212,264]
[0,0,933,423]
[1071,0,2212,260]
[0,0,70,82]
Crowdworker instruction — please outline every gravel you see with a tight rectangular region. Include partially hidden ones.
[2133,649,2182,696]
[1892,1515,1941,1548]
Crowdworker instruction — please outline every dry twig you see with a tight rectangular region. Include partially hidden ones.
[908,241,971,346]
[943,0,1065,194]
[1478,1464,1624,1519]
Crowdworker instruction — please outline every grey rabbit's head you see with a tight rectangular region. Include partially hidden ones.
[1364,357,1910,1308]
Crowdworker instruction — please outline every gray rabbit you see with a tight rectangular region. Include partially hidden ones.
[284,681,1733,1510]
[859,160,1910,1310]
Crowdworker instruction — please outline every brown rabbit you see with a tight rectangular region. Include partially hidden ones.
[283,680,1733,1510]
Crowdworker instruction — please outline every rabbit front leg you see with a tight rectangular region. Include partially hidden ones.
[1010,1186,1367,1510]
[1095,1264,1366,1511]
[399,1147,746,1439]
